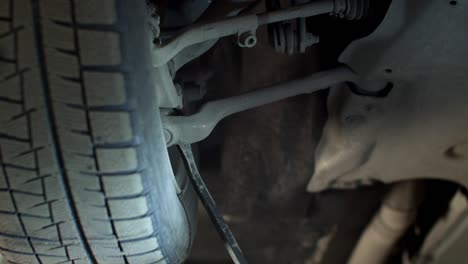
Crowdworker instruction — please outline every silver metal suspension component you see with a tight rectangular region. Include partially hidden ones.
[151,0,336,67]
[162,66,356,146]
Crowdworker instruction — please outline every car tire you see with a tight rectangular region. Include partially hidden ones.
[0,0,197,263]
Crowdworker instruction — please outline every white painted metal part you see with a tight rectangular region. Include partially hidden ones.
[151,0,335,66]
[162,66,356,146]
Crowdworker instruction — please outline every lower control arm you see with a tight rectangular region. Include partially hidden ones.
[162,66,356,145]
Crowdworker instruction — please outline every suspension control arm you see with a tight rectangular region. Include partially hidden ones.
[162,66,356,145]
[152,0,335,66]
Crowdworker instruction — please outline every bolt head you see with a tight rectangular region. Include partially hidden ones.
[238,32,257,48]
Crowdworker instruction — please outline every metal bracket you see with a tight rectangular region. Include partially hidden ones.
[178,143,248,264]
[154,65,183,109]
[162,66,356,146]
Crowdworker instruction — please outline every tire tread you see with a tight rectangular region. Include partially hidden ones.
[0,1,167,263]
